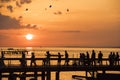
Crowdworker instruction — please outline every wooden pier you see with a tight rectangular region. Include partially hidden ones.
[0,50,120,80]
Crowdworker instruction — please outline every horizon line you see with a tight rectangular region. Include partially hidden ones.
[0,46,120,48]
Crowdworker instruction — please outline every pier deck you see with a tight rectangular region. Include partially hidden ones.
[0,50,120,80]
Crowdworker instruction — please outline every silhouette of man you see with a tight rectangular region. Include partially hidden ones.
[78,53,82,66]
[58,52,61,66]
[109,52,113,66]
[115,52,119,65]
[91,50,96,65]
[30,52,37,66]
[86,51,90,65]
[98,51,103,65]
[64,50,69,66]
[46,51,51,66]
[21,52,26,67]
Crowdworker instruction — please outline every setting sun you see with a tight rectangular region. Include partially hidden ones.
[26,34,33,40]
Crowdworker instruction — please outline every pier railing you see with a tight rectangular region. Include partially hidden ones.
[1,57,120,66]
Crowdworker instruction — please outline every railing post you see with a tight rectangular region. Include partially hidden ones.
[0,72,2,80]
[56,71,60,80]
[103,70,106,74]
[92,71,95,80]
[46,71,51,80]
[34,71,37,80]
[85,71,88,78]
[41,71,45,80]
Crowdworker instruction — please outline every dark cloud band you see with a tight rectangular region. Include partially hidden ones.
[0,14,38,30]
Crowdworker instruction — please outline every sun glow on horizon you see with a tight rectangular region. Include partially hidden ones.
[25,34,33,40]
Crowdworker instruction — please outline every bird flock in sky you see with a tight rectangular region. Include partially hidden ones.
[0,0,70,30]
[0,0,70,16]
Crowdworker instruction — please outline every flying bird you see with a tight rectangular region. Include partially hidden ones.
[49,5,52,8]
[67,9,69,12]
[26,8,28,11]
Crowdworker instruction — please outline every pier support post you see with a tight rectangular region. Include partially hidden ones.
[46,71,51,80]
[20,72,26,80]
[34,71,37,80]
[42,71,45,80]
[9,72,16,80]
[103,70,106,74]
[85,71,88,77]
[86,71,88,78]
[92,71,95,80]
[56,71,60,80]
[0,73,2,80]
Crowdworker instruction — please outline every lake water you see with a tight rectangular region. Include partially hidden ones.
[0,47,120,80]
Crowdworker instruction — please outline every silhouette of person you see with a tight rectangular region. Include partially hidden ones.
[78,53,82,66]
[0,51,5,67]
[82,53,85,66]
[21,52,26,67]
[58,52,62,66]
[46,51,51,66]
[86,51,90,65]
[115,52,119,65]
[109,52,113,66]
[98,51,103,65]
[30,52,37,66]
[91,50,96,65]
[113,52,116,65]
[64,50,69,66]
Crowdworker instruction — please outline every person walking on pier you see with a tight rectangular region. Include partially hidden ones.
[64,50,69,66]
[58,52,62,66]
[82,53,85,65]
[98,51,103,65]
[30,52,37,66]
[86,51,90,65]
[115,52,119,65]
[108,52,114,66]
[91,50,96,66]
[21,52,26,67]
[45,51,51,66]
[78,53,85,66]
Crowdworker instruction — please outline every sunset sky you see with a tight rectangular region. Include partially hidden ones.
[0,0,120,47]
